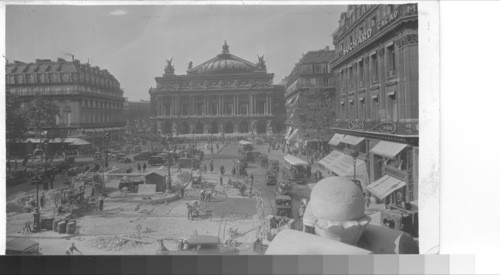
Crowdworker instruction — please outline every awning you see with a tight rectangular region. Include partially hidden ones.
[319,150,369,190]
[283,154,308,166]
[341,135,365,146]
[328,134,345,146]
[287,129,299,141]
[67,138,91,146]
[366,175,407,200]
[370,141,407,158]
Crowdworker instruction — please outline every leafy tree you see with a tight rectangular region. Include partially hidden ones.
[290,88,335,151]
[21,98,61,139]
[6,92,28,144]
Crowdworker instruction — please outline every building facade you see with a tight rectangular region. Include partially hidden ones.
[322,4,419,235]
[284,48,336,147]
[123,99,152,134]
[5,58,126,146]
[149,42,286,137]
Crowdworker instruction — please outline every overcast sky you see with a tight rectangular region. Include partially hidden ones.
[6,4,346,101]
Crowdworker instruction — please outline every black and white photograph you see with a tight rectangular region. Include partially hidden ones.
[3,2,436,257]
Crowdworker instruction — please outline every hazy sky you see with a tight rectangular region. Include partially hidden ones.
[6,4,346,101]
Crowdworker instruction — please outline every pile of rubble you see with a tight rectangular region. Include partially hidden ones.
[86,235,145,251]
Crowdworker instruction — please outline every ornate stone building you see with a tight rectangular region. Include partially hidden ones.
[149,41,285,137]
[284,48,336,147]
[5,57,126,146]
[322,4,419,236]
[123,99,152,134]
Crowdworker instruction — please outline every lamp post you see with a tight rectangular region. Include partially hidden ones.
[350,149,361,190]
[33,138,48,233]
[104,132,111,169]
[166,151,172,191]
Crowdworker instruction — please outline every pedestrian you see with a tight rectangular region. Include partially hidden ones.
[250,173,254,182]
[66,243,81,255]
[220,165,225,175]
[210,163,214,173]
[232,166,236,176]
[307,166,312,178]
[298,204,305,220]
[180,186,185,198]
[206,190,212,202]
[315,170,319,181]
[30,196,36,208]
[216,142,219,151]
[143,163,147,173]
[219,174,223,186]
[318,170,323,180]
[203,164,207,174]
[98,194,105,211]
[40,192,46,209]
[200,189,206,201]
[138,163,141,172]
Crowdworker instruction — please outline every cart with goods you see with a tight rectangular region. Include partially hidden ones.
[265,170,277,186]
[258,155,269,168]
[269,160,280,172]
[276,181,294,198]
[275,195,293,218]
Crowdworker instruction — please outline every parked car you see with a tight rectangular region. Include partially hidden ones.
[6,239,42,255]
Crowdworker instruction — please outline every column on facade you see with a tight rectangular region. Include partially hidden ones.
[235,95,239,115]
[249,95,253,115]
[233,95,236,115]
[218,95,221,116]
[268,95,272,115]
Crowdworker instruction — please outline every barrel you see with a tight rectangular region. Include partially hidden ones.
[57,221,67,234]
[53,219,61,232]
[66,221,76,234]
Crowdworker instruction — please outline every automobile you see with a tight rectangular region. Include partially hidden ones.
[283,154,309,184]
[265,170,277,185]
[238,140,253,155]
[275,195,293,218]
[276,181,294,198]
[269,160,280,172]
[171,235,239,255]
[118,157,132,164]
[148,155,165,166]
[177,157,200,169]
[6,239,42,255]
[134,151,153,161]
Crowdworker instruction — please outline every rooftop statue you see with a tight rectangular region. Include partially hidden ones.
[257,55,267,71]
[266,176,418,255]
[188,61,193,70]
[164,58,175,75]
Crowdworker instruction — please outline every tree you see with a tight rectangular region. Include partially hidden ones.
[6,92,29,144]
[290,89,335,152]
[21,98,61,140]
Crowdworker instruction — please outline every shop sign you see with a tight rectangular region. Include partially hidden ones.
[343,28,373,55]
[339,4,417,57]
[377,10,399,31]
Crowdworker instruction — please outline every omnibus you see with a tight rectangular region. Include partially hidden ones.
[283,154,309,184]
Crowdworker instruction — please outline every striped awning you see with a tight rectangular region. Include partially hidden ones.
[328,133,345,146]
[366,175,406,200]
[370,141,407,158]
[341,135,365,146]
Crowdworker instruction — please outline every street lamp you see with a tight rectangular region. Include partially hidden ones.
[166,151,172,191]
[350,149,361,190]
[104,132,111,169]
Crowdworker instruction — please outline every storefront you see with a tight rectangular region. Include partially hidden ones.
[319,149,369,191]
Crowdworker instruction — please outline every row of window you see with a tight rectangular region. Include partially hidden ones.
[6,73,119,89]
[82,99,123,110]
[338,92,398,122]
[339,5,397,39]
[157,102,269,116]
[339,44,397,91]
[82,112,123,124]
